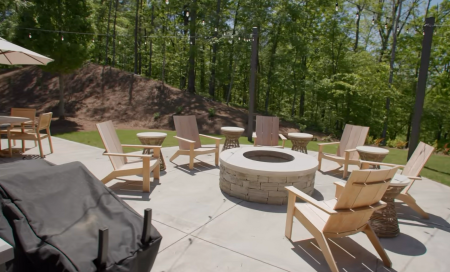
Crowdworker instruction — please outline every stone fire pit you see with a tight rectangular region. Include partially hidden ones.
[219,147,318,205]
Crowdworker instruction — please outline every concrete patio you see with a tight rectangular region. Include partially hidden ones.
[1,137,450,272]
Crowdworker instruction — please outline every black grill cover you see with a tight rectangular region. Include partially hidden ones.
[0,160,161,272]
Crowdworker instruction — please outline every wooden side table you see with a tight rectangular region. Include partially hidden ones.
[369,174,410,238]
[288,133,313,154]
[356,146,389,168]
[221,127,244,151]
[136,132,167,171]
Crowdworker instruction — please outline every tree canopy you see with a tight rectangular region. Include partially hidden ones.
[1,0,449,148]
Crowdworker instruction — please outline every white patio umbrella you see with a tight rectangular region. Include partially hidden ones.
[0,37,53,65]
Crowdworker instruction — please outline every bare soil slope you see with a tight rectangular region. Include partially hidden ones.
[0,63,299,134]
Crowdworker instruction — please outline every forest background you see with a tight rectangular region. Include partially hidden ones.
[1,0,449,151]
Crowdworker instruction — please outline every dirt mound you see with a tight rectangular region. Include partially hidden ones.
[0,63,300,135]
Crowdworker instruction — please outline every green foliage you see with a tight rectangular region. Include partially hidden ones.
[153,112,160,120]
[175,106,183,115]
[386,138,407,149]
[2,0,449,145]
[14,0,93,75]
[208,107,216,118]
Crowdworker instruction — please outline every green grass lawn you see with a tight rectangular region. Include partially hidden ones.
[55,129,450,186]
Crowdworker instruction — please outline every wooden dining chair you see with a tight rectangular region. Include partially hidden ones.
[285,167,399,272]
[7,112,53,158]
[0,108,37,151]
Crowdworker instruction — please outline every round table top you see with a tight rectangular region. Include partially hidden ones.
[0,116,30,124]
[220,147,318,177]
[390,174,411,187]
[136,132,167,138]
[221,126,245,133]
[356,146,389,155]
[288,132,314,139]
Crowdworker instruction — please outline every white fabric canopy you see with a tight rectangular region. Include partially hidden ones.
[0,37,53,65]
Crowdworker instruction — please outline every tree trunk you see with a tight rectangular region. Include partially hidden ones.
[187,0,197,93]
[264,23,281,114]
[111,0,119,68]
[130,0,139,104]
[208,0,221,99]
[354,5,362,52]
[58,73,65,120]
[128,73,134,104]
[226,0,240,102]
[133,0,139,76]
[381,0,402,143]
[101,0,113,95]
[148,4,154,77]
[200,43,205,93]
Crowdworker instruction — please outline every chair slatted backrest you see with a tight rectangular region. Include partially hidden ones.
[255,116,279,146]
[402,142,434,177]
[37,112,52,131]
[323,167,398,234]
[336,124,369,159]
[173,116,202,150]
[96,121,126,169]
[11,108,36,127]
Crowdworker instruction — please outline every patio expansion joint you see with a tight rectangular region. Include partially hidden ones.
[157,198,290,272]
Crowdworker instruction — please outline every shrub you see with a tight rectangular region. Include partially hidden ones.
[208,108,216,118]
[387,138,407,149]
[153,112,160,120]
[175,106,183,115]
[365,136,374,145]
[298,123,307,132]
[322,135,333,142]
[443,143,450,155]
[374,138,384,146]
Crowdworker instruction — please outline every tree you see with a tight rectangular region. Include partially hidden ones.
[15,0,93,119]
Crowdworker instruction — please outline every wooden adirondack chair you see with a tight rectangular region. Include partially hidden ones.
[252,116,287,148]
[359,142,434,219]
[96,121,160,192]
[285,167,399,272]
[318,124,369,178]
[7,112,53,158]
[170,115,221,170]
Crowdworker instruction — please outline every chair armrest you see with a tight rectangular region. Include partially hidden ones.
[333,181,345,188]
[406,176,422,180]
[285,186,336,214]
[199,134,221,142]
[318,142,340,146]
[103,152,153,159]
[360,160,405,169]
[174,136,196,144]
[121,144,161,150]
[279,134,287,140]
[344,148,357,153]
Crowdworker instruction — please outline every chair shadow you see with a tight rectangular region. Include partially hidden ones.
[379,233,427,256]
[395,203,450,233]
[170,160,219,176]
[318,167,350,181]
[290,237,399,272]
[108,179,161,201]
